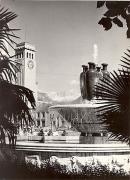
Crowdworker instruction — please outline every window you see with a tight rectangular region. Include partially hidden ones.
[29,53,31,59]
[27,52,28,58]
[21,52,24,58]
[32,54,33,59]
[42,121,45,127]
[37,112,40,118]
[37,120,40,126]
[53,121,56,126]
[42,112,45,118]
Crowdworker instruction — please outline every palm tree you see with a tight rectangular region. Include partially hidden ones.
[0,7,35,145]
[95,50,130,144]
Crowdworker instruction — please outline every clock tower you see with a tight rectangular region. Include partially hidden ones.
[15,42,37,101]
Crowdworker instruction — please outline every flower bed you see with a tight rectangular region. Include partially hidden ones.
[0,147,130,179]
[25,154,130,177]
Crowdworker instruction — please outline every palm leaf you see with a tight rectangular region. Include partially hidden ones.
[0,7,19,56]
[94,50,130,144]
[0,81,36,145]
[120,49,130,70]
[0,7,36,145]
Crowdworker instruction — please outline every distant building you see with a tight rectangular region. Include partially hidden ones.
[15,42,50,128]
[35,102,50,128]
[15,42,37,101]
[36,92,73,131]
[34,91,53,129]
[49,108,72,132]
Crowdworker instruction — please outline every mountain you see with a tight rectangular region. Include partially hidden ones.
[38,92,53,104]
[71,96,83,104]
[37,91,83,112]
[36,102,51,112]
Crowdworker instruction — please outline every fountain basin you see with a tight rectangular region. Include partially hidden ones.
[49,103,111,144]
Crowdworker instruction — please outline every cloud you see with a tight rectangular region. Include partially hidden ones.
[48,90,80,102]
[47,80,80,102]
[70,79,79,86]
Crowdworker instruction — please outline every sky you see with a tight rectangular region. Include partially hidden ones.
[1,0,130,99]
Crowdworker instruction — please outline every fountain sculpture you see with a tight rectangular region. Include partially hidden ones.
[49,62,112,144]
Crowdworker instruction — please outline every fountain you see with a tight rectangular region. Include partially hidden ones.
[49,62,112,144]
[15,62,130,164]
[15,44,130,166]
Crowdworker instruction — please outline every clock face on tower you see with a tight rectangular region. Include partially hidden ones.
[28,60,34,69]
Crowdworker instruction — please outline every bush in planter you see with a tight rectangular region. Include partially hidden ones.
[24,156,130,178]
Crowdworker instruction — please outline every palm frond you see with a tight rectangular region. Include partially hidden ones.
[0,81,36,145]
[94,50,130,144]
[120,49,130,70]
[0,7,19,56]
[0,7,36,145]
[0,55,19,82]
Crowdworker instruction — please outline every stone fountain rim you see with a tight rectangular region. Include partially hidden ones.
[49,102,107,110]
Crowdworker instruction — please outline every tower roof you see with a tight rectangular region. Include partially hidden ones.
[15,42,36,52]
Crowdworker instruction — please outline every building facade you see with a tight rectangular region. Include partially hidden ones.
[15,42,37,101]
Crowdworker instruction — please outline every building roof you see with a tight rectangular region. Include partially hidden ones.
[36,103,51,113]
[15,42,36,52]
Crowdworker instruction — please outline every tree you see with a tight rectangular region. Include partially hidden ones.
[94,50,130,144]
[97,1,130,38]
[0,7,35,145]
